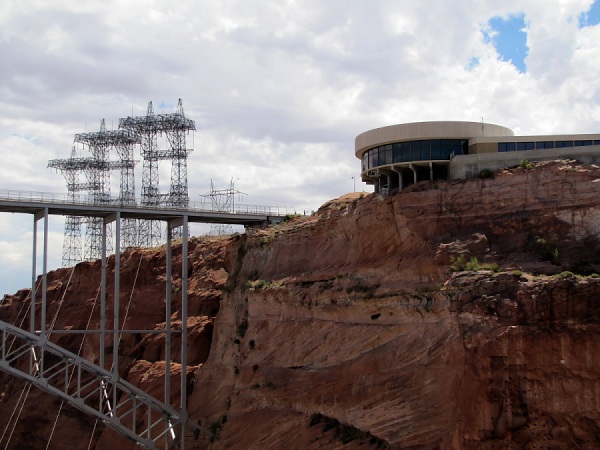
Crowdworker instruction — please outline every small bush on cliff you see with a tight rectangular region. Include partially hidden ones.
[450,255,481,271]
[283,213,300,223]
[450,255,466,271]
[482,262,500,273]
[450,256,495,272]
[479,168,494,179]
[466,258,480,270]
[537,237,560,265]
[246,279,285,290]
[520,159,533,170]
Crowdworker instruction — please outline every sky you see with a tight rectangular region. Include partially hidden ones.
[1,0,600,295]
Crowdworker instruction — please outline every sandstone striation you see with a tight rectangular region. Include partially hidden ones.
[2,160,600,449]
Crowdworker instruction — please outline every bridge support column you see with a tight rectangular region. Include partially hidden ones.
[181,214,189,450]
[111,213,120,395]
[31,213,38,335]
[101,218,107,370]
[166,221,173,408]
[32,208,49,340]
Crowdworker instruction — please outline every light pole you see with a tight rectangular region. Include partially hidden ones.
[351,176,355,193]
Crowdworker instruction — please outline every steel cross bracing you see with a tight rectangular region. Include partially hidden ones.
[0,320,205,449]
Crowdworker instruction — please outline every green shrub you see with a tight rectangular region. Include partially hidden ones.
[556,271,576,279]
[481,263,500,273]
[520,159,533,170]
[537,238,560,265]
[283,213,300,223]
[450,255,481,271]
[479,168,494,179]
[450,255,482,272]
[450,254,466,271]
[465,257,480,271]
[246,279,285,290]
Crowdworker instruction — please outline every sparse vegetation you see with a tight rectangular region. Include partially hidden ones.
[479,168,494,179]
[520,159,533,170]
[537,237,560,265]
[246,279,285,290]
[450,256,500,272]
[555,271,577,279]
[482,262,500,273]
[450,255,480,271]
[283,213,300,223]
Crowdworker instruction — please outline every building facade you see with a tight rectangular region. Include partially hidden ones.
[355,121,600,194]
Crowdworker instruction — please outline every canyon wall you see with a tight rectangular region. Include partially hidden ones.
[2,160,600,449]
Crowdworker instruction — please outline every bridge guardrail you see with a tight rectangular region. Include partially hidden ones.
[0,189,294,217]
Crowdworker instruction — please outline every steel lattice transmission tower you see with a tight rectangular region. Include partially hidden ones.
[82,119,138,250]
[48,147,95,266]
[114,130,139,249]
[201,179,246,236]
[120,99,195,245]
[74,119,118,261]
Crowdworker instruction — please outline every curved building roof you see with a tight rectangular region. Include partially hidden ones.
[355,121,514,159]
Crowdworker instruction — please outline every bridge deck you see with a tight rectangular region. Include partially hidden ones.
[0,189,290,225]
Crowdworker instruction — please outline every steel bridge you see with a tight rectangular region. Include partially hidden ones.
[0,190,290,449]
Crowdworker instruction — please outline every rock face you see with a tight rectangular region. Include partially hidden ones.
[2,160,600,449]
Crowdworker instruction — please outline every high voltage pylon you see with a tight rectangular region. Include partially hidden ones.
[120,99,195,245]
[50,100,195,266]
[74,120,114,260]
[74,119,140,254]
[48,147,95,266]
[201,179,246,236]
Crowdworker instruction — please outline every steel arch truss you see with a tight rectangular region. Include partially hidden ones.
[0,320,203,449]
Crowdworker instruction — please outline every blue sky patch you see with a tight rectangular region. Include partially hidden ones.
[579,0,600,27]
[485,14,528,73]
[466,57,480,71]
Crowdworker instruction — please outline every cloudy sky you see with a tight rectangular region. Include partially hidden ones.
[1,0,600,294]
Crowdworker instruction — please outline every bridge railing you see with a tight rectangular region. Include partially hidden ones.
[0,189,295,217]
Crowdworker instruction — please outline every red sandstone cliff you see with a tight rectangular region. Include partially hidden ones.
[2,160,600,449]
